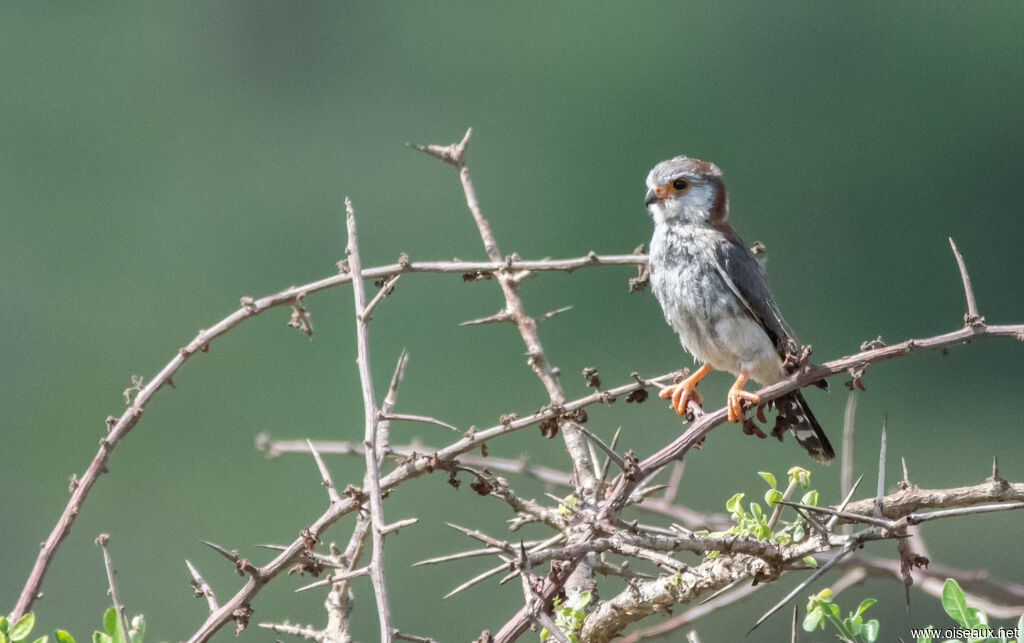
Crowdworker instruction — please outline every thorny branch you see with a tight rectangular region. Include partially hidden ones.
[10,130,1024,643]
[345,199,394,641]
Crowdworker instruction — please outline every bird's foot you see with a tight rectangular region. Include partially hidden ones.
[659,363,712,415]
[659,382,703,415]
[727,370,761,423]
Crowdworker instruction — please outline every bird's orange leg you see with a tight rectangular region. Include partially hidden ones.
[727,369,761,423]
[659,363,712,415]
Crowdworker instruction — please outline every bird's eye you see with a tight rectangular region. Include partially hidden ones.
[672,178,689,191]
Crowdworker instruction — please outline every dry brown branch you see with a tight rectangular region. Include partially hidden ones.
[492,319,1024,642]
[10,250,644,625]
[413,129,598,500]
[345,198,394,641]
[13,135,1024,643]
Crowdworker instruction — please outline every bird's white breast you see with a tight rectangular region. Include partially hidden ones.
[649,222,783,384]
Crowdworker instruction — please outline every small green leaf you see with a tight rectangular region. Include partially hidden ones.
[847,619,862,635]
[864,619,879,642]
[758,471,777,489]
[941,578,971,628]
[750,502,762,520]
[803,556,818,568]
[788,466,810,488]
[915,623,933,643]
[756,524,771,540]
[31,636,48,643]
[725,493,745,515]
[801,489,819,507]
[103,608,118,639]
[666,573,682,587]
[792,524,805,542]
[1,631,8,643]
[802,606,824,631]
[765,488,783,507]
[92,633,111,643]
[54,632,75,643]
[10,615,35,642]
[854,597,877,619]
[1,616,9,635]
[967,606,987,627]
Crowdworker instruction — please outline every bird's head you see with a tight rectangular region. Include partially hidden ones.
[645,156,729,229]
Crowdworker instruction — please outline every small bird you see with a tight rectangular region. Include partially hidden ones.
[644,156,834,462]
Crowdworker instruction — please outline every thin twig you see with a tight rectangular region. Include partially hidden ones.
[827,475,864,531]
[949,237,981,324]
[413,128,598,501]
[379,412,459,432]
[96,534,132,642]
[875,416,887,518]
[841,388,857,534]
[186,560,218,612]
[307,439,341,504]
[748,543,858,634]
[360,274,401,322]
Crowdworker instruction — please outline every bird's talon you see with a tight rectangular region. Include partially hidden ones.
[726,370,760,423]
[659,364,712,415]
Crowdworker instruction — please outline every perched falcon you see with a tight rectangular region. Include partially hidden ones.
[644,156,834,462]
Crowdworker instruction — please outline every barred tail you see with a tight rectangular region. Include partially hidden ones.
[780,391,835,463]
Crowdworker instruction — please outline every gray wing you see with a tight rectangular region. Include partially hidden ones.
[711,235,798,359]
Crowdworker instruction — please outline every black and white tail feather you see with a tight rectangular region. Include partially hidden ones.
[774,392,834,463]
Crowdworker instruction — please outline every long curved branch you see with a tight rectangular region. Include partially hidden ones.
[8,251,643,623]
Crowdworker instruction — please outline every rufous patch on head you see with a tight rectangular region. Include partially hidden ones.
[707,177,735,237]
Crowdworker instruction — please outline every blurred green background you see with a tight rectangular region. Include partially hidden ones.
[3,3,1023,641]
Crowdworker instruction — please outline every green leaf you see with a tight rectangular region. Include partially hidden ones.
[750,502,762,520]
[864,619,879,642]
[915,623,933,643]
[31,636,48,643]
[765,488,783,508]
[967,606,987,627]
[802,606,824,631]
[1,616,9,635]
[756,524,771,540]
[846,619,862,635]
[941,578,971,628]
[10,615,35,642]
[725,493,745,515]
[1,631,8,643]
[788,466,810,488]
[803,556,818,568]
[792,524,805,542]
[54,632,75,643]
[854,597,877,619]
[758,471,777,489]
[92,634,111,643]
[103,609,118,639]
[801,489,819,507]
